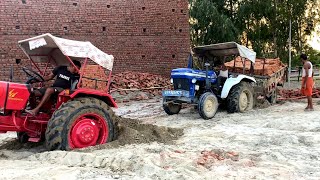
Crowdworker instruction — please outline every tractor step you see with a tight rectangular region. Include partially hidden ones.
[28,137,41,142]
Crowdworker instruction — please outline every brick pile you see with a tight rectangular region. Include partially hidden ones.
[225,57,287,76]
[0,0,190,82]
[196,150,239,168]
[81,65,171,97]
[111,71,171,96]
[81,65,109,90]
[278,88,320,100]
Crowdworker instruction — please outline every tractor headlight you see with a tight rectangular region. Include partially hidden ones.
[195,85,200,90]
[191,78,197,84]
[170,78,173,84]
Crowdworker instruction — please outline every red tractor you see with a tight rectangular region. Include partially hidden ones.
[0,33,118,150]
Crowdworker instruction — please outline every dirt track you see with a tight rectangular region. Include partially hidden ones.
[0,98,320,179]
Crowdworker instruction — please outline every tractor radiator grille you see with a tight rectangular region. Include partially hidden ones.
[173,78,189,91]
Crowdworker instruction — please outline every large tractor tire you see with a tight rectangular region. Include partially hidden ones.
[198,92,219,120]
[45,97,115,150]
[227,82,254,113]
[163,98,182,115]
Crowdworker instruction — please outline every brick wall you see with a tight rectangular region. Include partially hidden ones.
[0,0,190,82]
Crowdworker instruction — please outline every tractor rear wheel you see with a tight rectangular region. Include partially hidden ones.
[45,97,115,150]
[227,82,254,113]
[163,98,181,115]
[198,92,219,120]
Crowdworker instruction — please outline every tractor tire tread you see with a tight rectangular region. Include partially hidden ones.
[163,98,181,115]
[198,92,219,120]
[45,97,116,150]
[227,82,254,113]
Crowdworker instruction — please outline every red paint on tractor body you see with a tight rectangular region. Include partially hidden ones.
[0,34,118,149]
[68,113,109,149]
[70,88,118,108]
[5,82,30,110]
[0,81,8,110]
[0,112,49,137]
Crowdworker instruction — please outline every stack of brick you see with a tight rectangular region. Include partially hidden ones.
[80,65,171,96]
[111,71,171,96]
[225,57,287,76]
[278,88,320,99]
[81,65,109,90]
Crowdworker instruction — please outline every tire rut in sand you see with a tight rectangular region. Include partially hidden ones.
[78,116,184,152]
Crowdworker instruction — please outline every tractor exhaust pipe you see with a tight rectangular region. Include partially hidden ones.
[9,65,13,82]
[205,63,210,90]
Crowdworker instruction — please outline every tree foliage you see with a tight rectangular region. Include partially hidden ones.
[189,0,320,66]
[189,0,239,46]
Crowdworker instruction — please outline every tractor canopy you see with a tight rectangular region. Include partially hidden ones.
[18,33,114,70]
[193,42,256,63]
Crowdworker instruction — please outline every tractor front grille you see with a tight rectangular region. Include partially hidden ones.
[173,78,189,91]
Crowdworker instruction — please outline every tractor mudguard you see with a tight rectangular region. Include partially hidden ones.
[221,75,256,99]
[69,88,118,108]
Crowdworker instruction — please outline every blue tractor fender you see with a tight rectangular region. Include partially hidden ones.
[220,75,256,99]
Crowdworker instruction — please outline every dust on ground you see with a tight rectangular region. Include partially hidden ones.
[0,96,320,179]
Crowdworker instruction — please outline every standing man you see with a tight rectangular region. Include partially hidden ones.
[300,54,314,111]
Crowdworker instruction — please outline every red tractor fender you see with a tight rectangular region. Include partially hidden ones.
[69,88,118,108]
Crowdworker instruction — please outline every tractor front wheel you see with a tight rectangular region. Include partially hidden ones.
[198,92,219,120]
[163,98,181,115]
[17,132,29,143]
[45,97,115,150]
[227,82,254,113]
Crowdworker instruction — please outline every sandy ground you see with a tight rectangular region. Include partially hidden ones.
[0,97,320,179]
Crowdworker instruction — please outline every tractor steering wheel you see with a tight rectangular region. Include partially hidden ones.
[22,67,45,84]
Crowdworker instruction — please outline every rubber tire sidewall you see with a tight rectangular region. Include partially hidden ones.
[227,82,254,113]
[198,92,219,120]
[45,97,114,150]
[163,98,182,115]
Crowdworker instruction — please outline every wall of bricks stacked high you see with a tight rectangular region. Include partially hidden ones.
[0,0,190,82]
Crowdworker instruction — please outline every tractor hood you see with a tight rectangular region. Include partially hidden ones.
[171,68,216,79]
[18,33,114,70]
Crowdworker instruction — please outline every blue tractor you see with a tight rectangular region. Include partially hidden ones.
[162,42,257,119]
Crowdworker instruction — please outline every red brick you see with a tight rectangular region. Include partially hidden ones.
[0,0,190,82]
